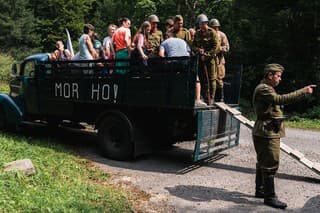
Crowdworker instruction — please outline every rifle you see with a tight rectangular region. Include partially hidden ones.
[200,53,211,104]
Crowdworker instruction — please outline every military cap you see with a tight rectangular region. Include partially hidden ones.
[264,63,285,75]
[148,14,160,23]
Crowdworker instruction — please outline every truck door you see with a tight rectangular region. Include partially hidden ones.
[21,60,39,115]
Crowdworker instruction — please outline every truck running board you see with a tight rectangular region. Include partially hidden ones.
[214,102,320,176]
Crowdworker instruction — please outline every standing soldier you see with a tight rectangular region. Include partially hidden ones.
[209,18,230,101]
[252,63,315,209]
[147,14,163,58]
[192,14,220,105]
[169,15,191,43]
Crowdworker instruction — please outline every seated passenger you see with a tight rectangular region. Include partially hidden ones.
[159,32,207,107]
[48,40,72,61]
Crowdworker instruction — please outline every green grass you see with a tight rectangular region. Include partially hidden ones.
[0,132,132,212]
[285,118,320,131]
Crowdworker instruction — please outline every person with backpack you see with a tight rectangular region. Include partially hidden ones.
[49,40,72,61]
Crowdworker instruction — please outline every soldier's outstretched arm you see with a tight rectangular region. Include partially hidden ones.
[259,86,310,105]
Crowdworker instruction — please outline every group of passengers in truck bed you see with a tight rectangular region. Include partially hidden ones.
[48,14,229,107]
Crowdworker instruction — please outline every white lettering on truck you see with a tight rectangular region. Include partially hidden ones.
[91,83,117,101]
[54,82,117,102]
[55,82,79,99]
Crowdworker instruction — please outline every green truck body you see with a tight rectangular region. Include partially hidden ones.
[0,54,241,161]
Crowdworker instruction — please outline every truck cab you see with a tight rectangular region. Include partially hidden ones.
[0,54,242,161]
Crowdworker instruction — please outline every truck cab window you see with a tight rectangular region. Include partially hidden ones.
[24,61,35,77]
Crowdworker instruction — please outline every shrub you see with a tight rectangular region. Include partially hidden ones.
[303,105,320,119]
[0,54,15,81]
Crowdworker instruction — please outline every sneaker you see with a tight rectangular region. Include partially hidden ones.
[195,100,207,107]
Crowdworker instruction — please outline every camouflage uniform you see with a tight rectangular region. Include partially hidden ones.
[147,30,163,58]
[192,27,220,103]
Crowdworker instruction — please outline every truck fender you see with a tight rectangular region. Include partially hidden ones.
[0,94,23,127]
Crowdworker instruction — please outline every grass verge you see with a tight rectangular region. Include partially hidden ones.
[0,132,132,212]
[285,118,320,131]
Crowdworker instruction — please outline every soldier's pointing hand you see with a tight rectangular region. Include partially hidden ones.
[304,85,316,94]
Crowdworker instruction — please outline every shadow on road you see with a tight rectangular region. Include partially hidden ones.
[300,195,320,213]
[205,162,320,184]
[165,185,259,204]
[3,123,320,184]
[166,185,320,212]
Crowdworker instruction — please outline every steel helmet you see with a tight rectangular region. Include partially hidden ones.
[197,14,209,24]
[209,18,220,27]
[148,14,160,23]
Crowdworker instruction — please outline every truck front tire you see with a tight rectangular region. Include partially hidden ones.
[98,113,134,160]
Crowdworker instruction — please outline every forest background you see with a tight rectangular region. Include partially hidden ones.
[0,0,319,116]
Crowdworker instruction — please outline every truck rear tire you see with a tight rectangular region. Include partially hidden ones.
[98,113,134,160]
[0,106,6,130]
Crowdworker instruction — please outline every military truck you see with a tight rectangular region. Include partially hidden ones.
[0,54,241,161]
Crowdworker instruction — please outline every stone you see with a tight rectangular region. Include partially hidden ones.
[3,159,36,176]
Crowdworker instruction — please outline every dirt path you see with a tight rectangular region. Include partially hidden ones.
[78,125,320,212]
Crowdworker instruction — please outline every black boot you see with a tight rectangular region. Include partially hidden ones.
[219,87,224,102]
[214,88,224,102]
[264,174,287,209]
[255,164,264,198]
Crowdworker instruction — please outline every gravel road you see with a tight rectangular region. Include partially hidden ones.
[75,125,320,212]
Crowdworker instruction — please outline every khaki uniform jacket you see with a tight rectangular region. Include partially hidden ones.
[170,28,191,42]
[192,27,220,63]
[253,80,307,138]
[147,30,163,57]
[217,31,229,65]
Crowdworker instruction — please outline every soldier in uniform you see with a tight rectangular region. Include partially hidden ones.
[209,18,230,101]
[252,63,315,209]
[147,14,163,58]
[192,14,220,105]
[169,15,191,43]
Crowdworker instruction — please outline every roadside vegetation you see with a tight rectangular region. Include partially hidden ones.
[240,99,320,131]
[0,54,15,81]
[0,82,9,94]
[0,132,132,212]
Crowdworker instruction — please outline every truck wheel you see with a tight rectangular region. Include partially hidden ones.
[98,113,134,160]
[0,106,6,130]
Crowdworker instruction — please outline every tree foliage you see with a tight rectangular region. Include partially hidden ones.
[0,0,319,109]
